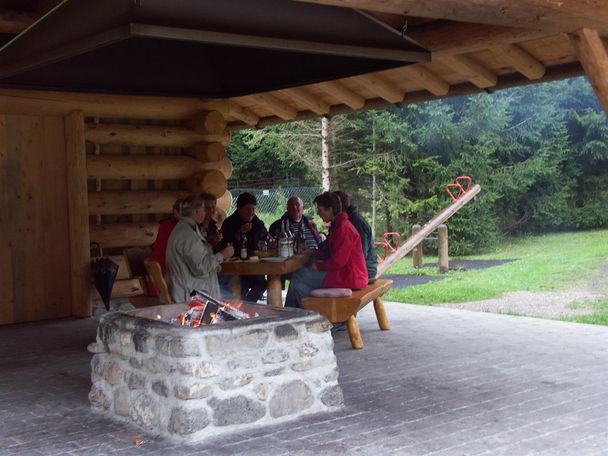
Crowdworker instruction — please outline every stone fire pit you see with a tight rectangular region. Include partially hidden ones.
[89,303,343,442]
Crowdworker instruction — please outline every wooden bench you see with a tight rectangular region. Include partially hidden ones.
[302,279,392,349]
[143,258,172,304]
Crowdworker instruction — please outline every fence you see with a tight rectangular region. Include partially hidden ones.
[227,186,322,227]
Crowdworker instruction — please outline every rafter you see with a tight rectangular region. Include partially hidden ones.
[569,28,608,116]
[250,93,298,120]
[283,87,330,115]
[227,100,259,126]
[436,54,497,89]
[317,80,365,109]
[356,73,405,103]
[492,44,546,80]
[401,65,449,96]
[297,0,608,35]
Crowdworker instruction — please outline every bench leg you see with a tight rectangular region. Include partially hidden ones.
[373,297,390,330]
[346,315,364,349]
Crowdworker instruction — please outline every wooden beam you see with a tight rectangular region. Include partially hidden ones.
[185,110,226,134]
[90,223,159,248]
[317,80,365,109]
[84,123,230,147]
[569,28,608,116]
[87,155,233,180]
[88,190,190,216]
[229,62,584,130]
[297,0,608,35]
[251,93,298,120]
[401,65,450,96]
[436,54,497,88]
[283,87,330,115]
[0,89,229,120]
[0,8,39,34]
[131,22,429,63]
[64,111,91,317]
[492,44,546,80]
[227,101,259,126]
[356,73,405,103]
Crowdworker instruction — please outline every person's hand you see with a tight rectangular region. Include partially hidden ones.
[221,243,234,260]
[240,222,253,234]
[213,232,223,244]
[216,264,222,273]
[310,262,318,270]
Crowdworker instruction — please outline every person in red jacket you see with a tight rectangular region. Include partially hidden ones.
[285,191,368,308]
[146,198,183,296]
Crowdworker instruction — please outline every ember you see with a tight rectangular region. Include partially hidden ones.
[171,289,259,328]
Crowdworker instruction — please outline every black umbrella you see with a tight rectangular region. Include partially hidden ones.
[91,243,119,311]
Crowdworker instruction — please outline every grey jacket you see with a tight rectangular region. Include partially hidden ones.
[165,217,224,303]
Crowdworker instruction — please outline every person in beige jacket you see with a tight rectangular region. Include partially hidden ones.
[165,195,234,303]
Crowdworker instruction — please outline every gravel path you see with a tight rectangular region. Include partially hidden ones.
[438,290,603,318]
[437,263,608,318]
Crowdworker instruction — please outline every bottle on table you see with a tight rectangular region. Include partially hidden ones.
[286,222,294,257]
[279,220,289,258]
[240,233,248,260]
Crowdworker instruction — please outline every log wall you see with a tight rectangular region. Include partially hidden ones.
[0,90,233,324]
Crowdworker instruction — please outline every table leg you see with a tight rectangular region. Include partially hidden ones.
[267,275,283,307]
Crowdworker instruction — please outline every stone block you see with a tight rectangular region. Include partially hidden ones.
[210,395,266,426]
[132,330,151,353]
[177,361,221,378]
[169,408,209,435]
[220,374,254,390]
[114,386,131,416]
[255,383,271,401]
[269,380,313,418]
[274,324,298,340]
[145,357,175,374]
[155,334,200,357]
[264,367,285,377]
[298,342,319,358]
[320,385,344,407]
[174,383,213,400]
[89,382,111,409]
[262,349,289,364]
[130,393,160,429]
[124,371,146,390]
[306,319,332,333]
[92,356,122,385]
[206,329,269,356]
[152,380,169,397]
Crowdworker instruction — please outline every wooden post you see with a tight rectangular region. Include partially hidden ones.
[0,115,15,324]
[412,224,423,268]
[438,224,449,273]
[569,28,608,117]
[65,110,91,317]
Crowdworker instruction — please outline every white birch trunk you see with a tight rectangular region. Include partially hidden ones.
[321,116,330,191]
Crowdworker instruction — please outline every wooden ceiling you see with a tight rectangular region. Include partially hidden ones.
[1,0,607,129]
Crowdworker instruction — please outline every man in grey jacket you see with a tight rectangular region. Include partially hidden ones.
[166,195,234,303]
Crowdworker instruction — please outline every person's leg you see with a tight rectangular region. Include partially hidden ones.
[285,267,327,308]
[243,275,266,303]
[218,275,236,300]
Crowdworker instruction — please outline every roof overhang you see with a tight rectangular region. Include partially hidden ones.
[0,0,430,98]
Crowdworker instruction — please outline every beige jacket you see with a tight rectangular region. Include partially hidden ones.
[165,217,224,303]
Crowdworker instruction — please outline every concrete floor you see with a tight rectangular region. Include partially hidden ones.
[1,303,608,455]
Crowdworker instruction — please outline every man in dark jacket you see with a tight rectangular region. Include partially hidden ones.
[269,196,321,250]
[334,191,378,282]
[219,192,268,302]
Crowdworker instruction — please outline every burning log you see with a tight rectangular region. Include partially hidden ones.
[171,289,258,328]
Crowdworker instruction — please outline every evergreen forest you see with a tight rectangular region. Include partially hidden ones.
[227,76,608,254]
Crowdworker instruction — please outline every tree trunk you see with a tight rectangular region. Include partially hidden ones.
[321,116,330,191]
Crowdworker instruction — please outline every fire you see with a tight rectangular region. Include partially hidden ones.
[168,290,259,328]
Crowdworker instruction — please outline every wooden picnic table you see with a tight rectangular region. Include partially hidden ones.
[219,254,311,306]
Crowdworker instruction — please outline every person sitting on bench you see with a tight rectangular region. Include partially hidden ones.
[285,191,368,308]
[334,190,378,282]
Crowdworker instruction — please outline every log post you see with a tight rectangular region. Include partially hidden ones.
[438,224,449,273]
[185,169,227,197]
[412,224,423,268]
[190,142,226,162]
[65,111,92,317]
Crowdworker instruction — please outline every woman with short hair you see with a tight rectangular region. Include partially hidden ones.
[285,191,368,308]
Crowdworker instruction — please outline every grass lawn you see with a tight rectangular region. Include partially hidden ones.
[383,230,608,314]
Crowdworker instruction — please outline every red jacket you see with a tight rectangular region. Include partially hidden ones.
[149,217,178,273]
[316,212,368,289]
